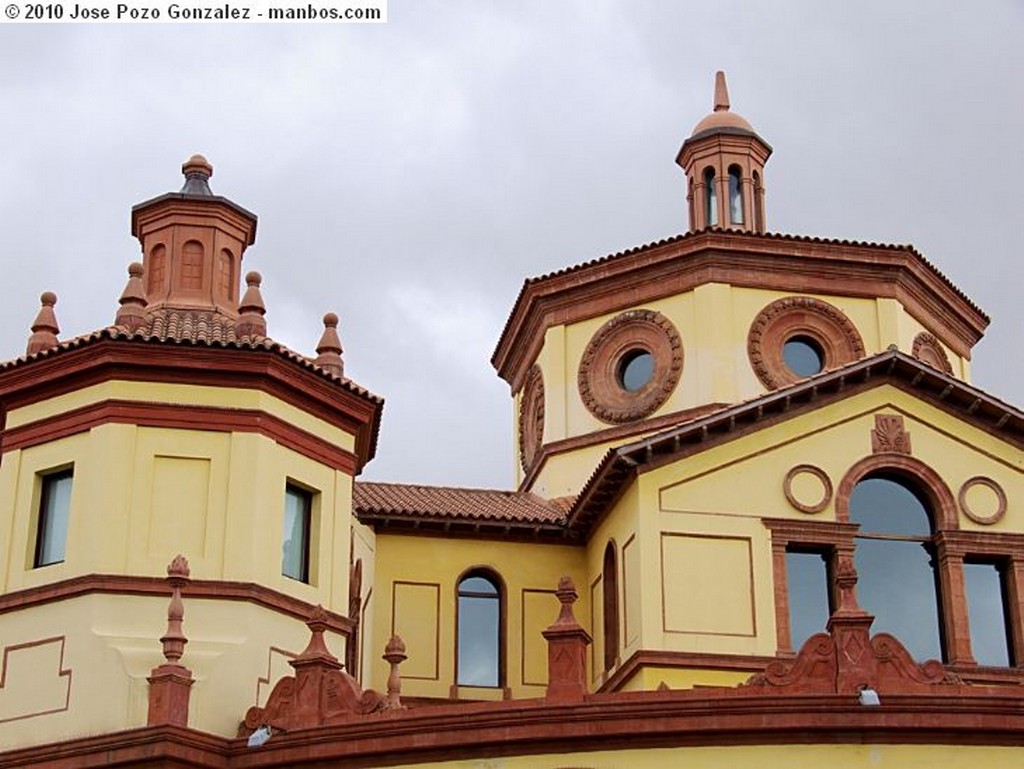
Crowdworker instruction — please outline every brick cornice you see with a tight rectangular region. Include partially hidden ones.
[2,399,358,474]
[7,689,1024,769]
[493,231,989,391]
[0,336,381,471]
[0,573,355,634]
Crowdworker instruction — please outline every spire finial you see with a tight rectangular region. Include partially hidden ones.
[115,262,148,331]
[314,312,344,377]
[180,154,214,196]
[236,271,267,339]
[713,70,730,112]
[26,291,60,356]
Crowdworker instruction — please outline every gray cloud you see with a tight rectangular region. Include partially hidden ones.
[1,0,1020,487]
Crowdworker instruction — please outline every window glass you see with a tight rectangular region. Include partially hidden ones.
[782,336,824,378]
[603,542,619,671]
[964,562,1012,667]
[851,476,942,661]
[457,573,501,687]
[282,485,312,582]
[618,350,654,392]
[728,166,744,224]
[704,168,718,226]
[786,549,831,650]
[35,470,73,567]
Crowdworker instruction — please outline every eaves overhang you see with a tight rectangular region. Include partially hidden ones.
[565,350,1023,537]
[492,230,990,393]
[0,329,383,471]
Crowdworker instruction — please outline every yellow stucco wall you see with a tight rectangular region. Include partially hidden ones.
[517,285,968,493]
[385,744,1022,769]
[368,533,587,700]
[0,593,343,749]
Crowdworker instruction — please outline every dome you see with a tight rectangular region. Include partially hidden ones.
[689,71,756,137]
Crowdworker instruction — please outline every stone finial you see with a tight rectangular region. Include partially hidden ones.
[147,554,194,727]
[294,605,340,666]
[180,154,214,196]
[314,312,344,377]
[713,70,730,112]
[236,271,267,338]
[26,291,60,356]
[115,262,148,331]
[542,576,591,703]
[382,635,407,710]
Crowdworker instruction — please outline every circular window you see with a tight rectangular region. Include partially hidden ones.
[747,297,865,389]
[578,309,683,424]
[618,349,655,392]
[782,335,824,378]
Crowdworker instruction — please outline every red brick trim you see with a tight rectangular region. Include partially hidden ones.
[0,636,72,723]
[834,453,958,530]
[577,309,683,424]
[0,338,381,471]
[747,296,865,390]
[494,231,988,391]
[912,331,954,374]
[957,476,1007,525]
[8,690,1024,769]
[518,365,544,472]
[2,399,358,474]
[0,574,355,634]
[782,464,833,514]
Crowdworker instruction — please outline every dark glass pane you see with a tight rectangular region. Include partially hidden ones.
[964,562,1011,666]
[458,593,499,686]
[728,167,743,224]
[282,487,310,582]
[704,168,718,226]
[854,537,942,661]
[460,576,498,595]
[786,551,830,649]
[850,477,931,535]
[36,471,73,567]
[618,350,654,392]
[782,336,823,377]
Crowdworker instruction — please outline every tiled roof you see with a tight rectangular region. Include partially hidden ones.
[353,481,569,528]
[493,228,988,368]
[0,319,382,404]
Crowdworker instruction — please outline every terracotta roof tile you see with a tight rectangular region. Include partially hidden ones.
[0,321,382,404]
[353,481,568,526]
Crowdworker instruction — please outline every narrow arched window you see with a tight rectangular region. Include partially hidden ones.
[603,541,620,671]
[457,571,502,687]
[752,170,764,232]
[850,475,943,661]
[728,165,744,224]
[703,167,718,227]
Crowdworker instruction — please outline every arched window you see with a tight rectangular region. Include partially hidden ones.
[703,167,718,227]
[217,248,235,300]
[603,541,620,671]
[752,170,764,232]
[728,165,744,224]
[850,475,943,661]
[456,570,503,687]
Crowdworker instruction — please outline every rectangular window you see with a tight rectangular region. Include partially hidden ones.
[785,548,832,650]
[964,560,1013,667]
[35,469,73,568]
[282,484,312,583]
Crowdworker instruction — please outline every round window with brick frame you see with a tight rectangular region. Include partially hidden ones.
[747,296,865,389]
[577,309,683,424]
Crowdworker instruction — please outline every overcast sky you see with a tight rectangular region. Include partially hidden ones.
[1,1,1021,489]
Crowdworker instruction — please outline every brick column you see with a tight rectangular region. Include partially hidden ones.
[542,577,592,703]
